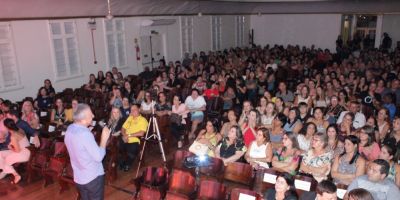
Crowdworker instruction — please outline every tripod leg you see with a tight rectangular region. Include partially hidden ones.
[153,118,167,163]
[134,117,153,178]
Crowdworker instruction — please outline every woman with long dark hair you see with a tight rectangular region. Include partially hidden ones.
[215,125,246,166]
[263,172,298,200]
[331,135,366,185]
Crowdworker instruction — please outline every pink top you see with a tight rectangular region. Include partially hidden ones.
[172,103,189,124]
[359,142,380,161]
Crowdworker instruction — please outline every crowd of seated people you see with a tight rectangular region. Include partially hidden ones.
[0,40,399,199]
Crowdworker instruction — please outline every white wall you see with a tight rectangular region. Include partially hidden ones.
[250,14,341,51]
[1,15,248,101]
[382,14,400,49]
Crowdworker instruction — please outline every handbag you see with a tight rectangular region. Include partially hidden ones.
[189,140,209,156]
[170,113,182,125]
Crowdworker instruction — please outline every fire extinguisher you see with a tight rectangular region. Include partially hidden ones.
[134,38,140,61]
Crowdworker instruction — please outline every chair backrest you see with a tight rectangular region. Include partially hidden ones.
[197,179,226,200]
[47,157,67,174]
[294,175,318,197]
[40,137,53,151]
[168,169,196,196]
[253,168,279,194]
[53,141,67,157]
[173,150,195,169]
[138,185,162,200]
[199,156,224,177]
[223,162,253,186]
[164,192,189,200]
[230,188,262,200]
[141,166,169,187]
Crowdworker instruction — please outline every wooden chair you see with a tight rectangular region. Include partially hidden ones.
[136,166,169,200]
[199,157,224,180]
[27,137,54,183]
[58,162,81,200]
[172,150,195,170]
[196,179,226,200]
[230,188,262,200]
[293,174,318,197]
[253,168,279,194]
[223,162,254,187]
[166,169,196,199]
[42,157,67,187]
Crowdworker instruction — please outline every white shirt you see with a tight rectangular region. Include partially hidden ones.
[184,95,206,110]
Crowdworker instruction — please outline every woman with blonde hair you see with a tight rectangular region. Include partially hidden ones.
[21,100,40,129]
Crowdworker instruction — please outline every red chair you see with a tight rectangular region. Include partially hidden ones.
[42,157,67,187]
[173,150,195,170]
[166,169,196,199]
[223,162,254,186]
[58,162,80,200]
[253,168,279,194]
[138,185,162,200]
[165,192,190,200]
[27,137,54,183]
[199,157,224,180]
[230,188,262,200]
[135,166,169,199]
[197,179,226,200]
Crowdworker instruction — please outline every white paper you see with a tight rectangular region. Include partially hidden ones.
[263,173,277,184]
[92,121,96,126]
[29,137,34,144]
[255,161,269,169]
[61,131,66,136]
[238,193,256,200]
[337,189,346,199]
[294,179,311,191]
[40,111,47,117]
[48,125,55,132]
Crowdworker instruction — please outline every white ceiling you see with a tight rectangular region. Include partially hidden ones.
[0,0,398,20]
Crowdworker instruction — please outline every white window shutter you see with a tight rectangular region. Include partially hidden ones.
[0,23,20,89]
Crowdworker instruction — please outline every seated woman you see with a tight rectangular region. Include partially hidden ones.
[194,120,220,157]
[50,98,73,127]
[109,87,123,108]
[21,100,40,129]
[140,91,155,115]
[0,119,31,184]
[185,89,206,139]
[297,122,317,152]
[261,102,277,129]
[283,107,302,134]
[120,97,131,119]
[107,107,125,136]
[241,109,261,147]
[378,144,400,187]
[326,125,344,157]
[264,172,298,200]
[294,85,313,109]
[270,113,287,150]
[170,95,189,147]
[245,127,273,169]
[215,125,246,166]
[272,132,301,175]
[358,125,381,162]
[331,135,366,186]
[222,87,236,111]
[375,108,390,144]
[220,110,238,138]
[36,87,53,110]
[338,112,355,136]
[300,132,333,182]
[307,107,329,134]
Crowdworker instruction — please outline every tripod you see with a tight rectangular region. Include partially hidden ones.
[135,101,167,178]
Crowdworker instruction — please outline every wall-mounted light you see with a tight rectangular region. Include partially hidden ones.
[106,0,113,20]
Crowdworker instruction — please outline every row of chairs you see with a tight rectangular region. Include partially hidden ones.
[135,167,262,200]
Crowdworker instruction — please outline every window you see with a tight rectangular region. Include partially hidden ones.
[0,22,20,91]
[211,16,222,51]
[104,19,127,69]
[181,16,193,55]
[235,16,246,47]
[49,20,81,80]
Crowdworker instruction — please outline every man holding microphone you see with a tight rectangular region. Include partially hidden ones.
[65,104,111,200]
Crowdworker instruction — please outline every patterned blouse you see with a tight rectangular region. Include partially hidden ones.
[302,149,333,182]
